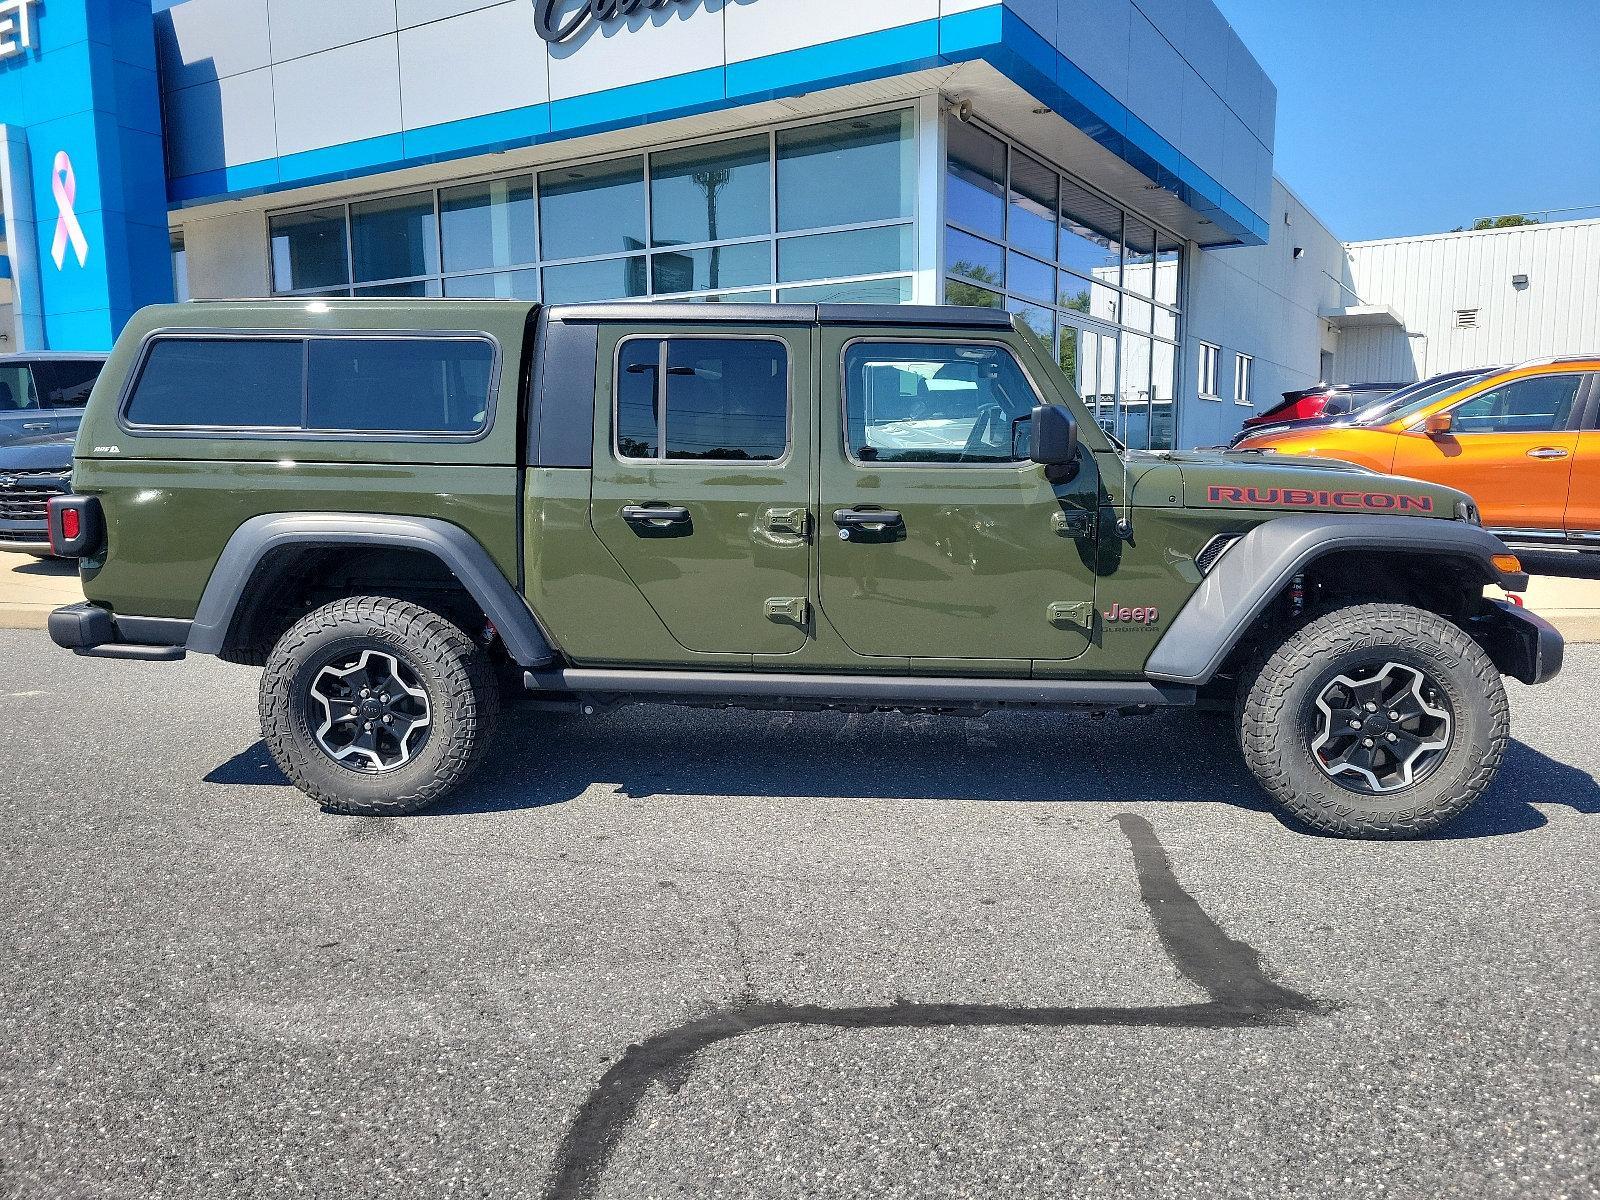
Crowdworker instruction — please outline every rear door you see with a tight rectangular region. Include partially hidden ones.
[34,359,105,435]
[0,362,50,447]
[1389,371,1586,533]
[1563,375,1600,544]
[589,325,813,657]
[815,328,1100,664]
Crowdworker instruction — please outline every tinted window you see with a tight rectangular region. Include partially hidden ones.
[34,361,103,409]
[1449,374,1583,434]
[0,365,38,411]
[307,339,494,433]
[843,342,1039,464]
[616,338,788,462]
[126,339,303,428]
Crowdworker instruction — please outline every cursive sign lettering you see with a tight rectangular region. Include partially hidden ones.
[535,0,693,44]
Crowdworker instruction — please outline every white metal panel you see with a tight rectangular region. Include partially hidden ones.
[1345,219,1600,375]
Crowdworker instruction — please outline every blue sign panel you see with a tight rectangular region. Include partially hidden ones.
[0,0,172,350]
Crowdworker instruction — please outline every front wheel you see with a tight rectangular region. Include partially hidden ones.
[260,596,500,815]
[1240,603,1509,839]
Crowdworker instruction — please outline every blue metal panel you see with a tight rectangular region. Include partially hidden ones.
[0,0,172,350]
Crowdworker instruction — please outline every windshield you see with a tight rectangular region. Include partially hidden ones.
[1354,372,1490,426]
[0,365,39,411]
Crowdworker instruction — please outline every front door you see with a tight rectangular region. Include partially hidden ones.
[1389,371,1588,532]
[816,331,1100,663]
[590,327,813,656]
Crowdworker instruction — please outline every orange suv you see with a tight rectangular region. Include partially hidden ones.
[1234,357,1600,552]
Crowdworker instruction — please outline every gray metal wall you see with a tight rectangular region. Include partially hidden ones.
[1337,220,1600,382]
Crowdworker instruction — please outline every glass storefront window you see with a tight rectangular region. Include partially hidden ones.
[440,176,536,275]
[775,110,914,232]
[270,206,349,293]
[652,241,770,295]
[777,225,911,283]
[944,119,1182,450]
[1006,251,1054,305]
[353,279,441,297]
[778,277,913,304]
[268,108,916,317]
[946,227,1003,289]
[946,120,1005,238]
[1058,179,1122,285]
[543,255,648,304]
[540,156,646,261]
[1008,151,1057,262]
[443,268,541,299]
[946,278,1003,309]
[651,134,771,246]
[351,192,438,284]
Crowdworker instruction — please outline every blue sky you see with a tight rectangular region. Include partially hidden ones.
[1212,0,1600,240]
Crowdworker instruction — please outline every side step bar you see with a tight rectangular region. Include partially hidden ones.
[525,668,1194,710]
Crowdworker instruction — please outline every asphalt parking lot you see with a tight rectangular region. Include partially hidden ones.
[1,630,1596,1199]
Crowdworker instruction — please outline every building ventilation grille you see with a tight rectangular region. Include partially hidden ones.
[1455,307,1480,329]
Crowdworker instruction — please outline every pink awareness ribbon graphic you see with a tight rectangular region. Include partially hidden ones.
[51,151,90,270]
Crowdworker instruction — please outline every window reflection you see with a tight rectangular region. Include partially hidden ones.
[270,207,349,293]
[441,176,536,275]
[651,135,771,248]
[351,193,438,283]
[539,157,646,261]
[946,120,1006,237]
[776,110,914,232]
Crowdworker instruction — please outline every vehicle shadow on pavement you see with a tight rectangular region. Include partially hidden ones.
[204,709,1597,839]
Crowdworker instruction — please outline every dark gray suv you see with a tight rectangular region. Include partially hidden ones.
[0,353,107,554]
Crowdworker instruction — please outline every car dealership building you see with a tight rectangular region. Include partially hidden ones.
[1,0,1594,449]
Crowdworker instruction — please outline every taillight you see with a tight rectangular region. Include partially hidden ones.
[48,495,103,558]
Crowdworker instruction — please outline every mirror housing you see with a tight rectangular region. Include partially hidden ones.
[1029,403,1079,467]
[1424,411,1454,437]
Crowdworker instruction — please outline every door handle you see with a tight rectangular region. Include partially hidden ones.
[621,504,691,527]
[21,422,50,431]
[833,508,903,533]
[1527,447,1570,460]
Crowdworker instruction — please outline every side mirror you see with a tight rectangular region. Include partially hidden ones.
[1424,412,1454,437]
[1029,403,1079,466]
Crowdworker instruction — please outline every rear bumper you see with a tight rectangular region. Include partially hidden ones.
[48,602,189,662]
[1470,599,1563,686]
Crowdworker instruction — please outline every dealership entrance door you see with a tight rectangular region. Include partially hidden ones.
[1058,314,1122,443]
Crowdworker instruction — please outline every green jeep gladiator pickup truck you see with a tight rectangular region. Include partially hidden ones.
[46,300,1561,838]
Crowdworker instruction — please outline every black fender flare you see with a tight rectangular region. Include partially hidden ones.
[185,512,557,668]
[1144,514,1526,686]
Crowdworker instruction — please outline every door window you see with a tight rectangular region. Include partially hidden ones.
[615,337,789,463]
[0,365,38,411]
[1447,374,1583,434]
[34,362,103,409]
[843,342,1040,465]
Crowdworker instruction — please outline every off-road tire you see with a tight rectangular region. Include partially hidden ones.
[1240,603,1508,839]
[260,596,499,816]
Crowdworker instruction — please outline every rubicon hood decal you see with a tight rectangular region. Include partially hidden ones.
[1206,485,1434,513]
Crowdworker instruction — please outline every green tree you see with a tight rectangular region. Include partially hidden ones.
[1453,214,1540,232]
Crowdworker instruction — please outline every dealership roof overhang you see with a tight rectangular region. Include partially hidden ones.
[166,4,1270,250]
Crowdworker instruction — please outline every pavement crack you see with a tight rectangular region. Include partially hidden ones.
[539,812,1326,1200]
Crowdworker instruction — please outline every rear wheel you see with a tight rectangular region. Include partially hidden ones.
[1240,603,1508,839]
[260,596,499,815]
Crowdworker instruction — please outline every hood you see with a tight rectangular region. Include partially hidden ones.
[0,437,75,470]
[1173,451,1465,519]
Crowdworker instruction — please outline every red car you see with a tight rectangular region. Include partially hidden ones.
[1241,381,1402,432]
